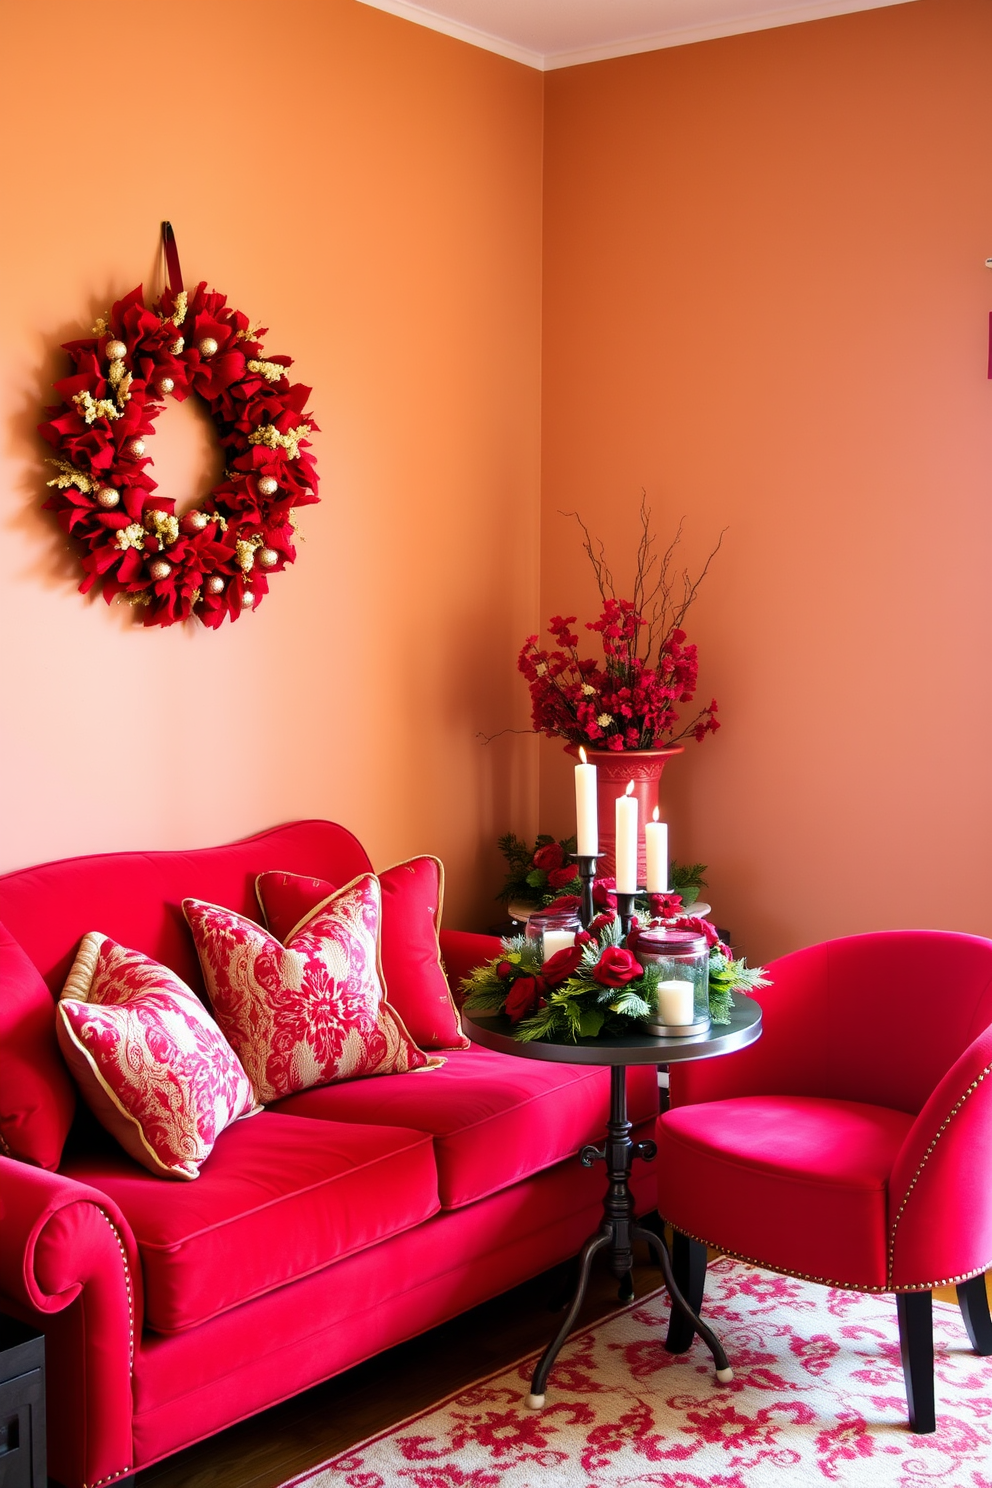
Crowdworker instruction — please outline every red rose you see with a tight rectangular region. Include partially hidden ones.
[496,960,513,979]
[591,946,642,988]
[532,842,565,872]
[593,877,617,911]
[588,912,615,934]
[547,865,579,890]
[548,894,582,912]
[505,975,544,1023]
[674,915,721,949]
[541,946,583,986]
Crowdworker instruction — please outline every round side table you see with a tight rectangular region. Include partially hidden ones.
[462,996,762,1409]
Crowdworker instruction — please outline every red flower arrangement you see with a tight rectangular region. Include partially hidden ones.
[39,275,319,628]
[461,908,770,1043]
[518,502,721,751]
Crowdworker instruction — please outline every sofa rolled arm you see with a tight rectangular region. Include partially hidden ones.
[0,1157,140,1488]
[439,929,503,1005]
[887,1023,992,1291]
[0,1156,140,1319]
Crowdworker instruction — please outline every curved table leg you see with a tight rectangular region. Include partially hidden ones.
[633,1223,733,1381]
[526,1229,612,1408]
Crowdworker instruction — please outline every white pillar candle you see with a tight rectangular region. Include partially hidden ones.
[543,929,577,958]
[574,747,598,857]
[645,809,668,893]
[657,978,695,1026]
[615,782,638,894]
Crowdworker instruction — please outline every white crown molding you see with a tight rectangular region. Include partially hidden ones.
[354,0,545,68]
[355,0,918,70]
[542,0,917,68]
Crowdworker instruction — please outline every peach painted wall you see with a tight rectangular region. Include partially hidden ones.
[0,0,543,928]
[540,0,992,962]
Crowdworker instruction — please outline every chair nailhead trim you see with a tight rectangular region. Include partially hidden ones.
[665,1222,992,1295]
[886,1060,992,1288]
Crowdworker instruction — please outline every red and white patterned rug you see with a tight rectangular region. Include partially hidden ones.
[285,1258,992,1487]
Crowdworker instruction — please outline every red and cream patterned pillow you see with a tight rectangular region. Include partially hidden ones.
[57,934,260,1180]
[184,873,442,1104]
[255,856,469,1051]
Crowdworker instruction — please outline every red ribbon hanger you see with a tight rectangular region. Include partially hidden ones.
[162,221,184,296]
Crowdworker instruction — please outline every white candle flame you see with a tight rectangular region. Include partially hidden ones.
[625,780,634,796]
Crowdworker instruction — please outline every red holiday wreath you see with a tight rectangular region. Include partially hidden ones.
[38,225,319,629]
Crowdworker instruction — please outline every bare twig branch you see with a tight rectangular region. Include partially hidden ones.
[670,527,728,633]
[477,727,539,745]
[560,511,616,604]
[642,515,686,663]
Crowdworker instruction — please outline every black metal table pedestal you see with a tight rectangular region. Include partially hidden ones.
[462,1001,762,1410]
[524,1064,733,1409]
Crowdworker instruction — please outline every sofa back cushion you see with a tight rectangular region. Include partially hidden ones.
[0,820,372,1002]
[0,924,76,1168]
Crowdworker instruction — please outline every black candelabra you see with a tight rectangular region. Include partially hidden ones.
[573,855,636,936]
[575,854,598,929]
[615,891,636,937]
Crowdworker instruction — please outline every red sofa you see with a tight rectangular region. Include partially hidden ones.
[0,821,659,1488]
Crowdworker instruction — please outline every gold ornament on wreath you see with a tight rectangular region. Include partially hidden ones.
[38,222,319,629]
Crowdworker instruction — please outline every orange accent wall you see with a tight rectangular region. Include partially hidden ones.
[540,0,992,961]
[0,0,543,928]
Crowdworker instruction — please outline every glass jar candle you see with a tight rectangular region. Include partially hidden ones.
[632,928,711,1035]
[525,907,582,961]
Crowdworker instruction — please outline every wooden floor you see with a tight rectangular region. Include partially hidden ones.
[134,1251,992,1488]
[135,1253,634,1488]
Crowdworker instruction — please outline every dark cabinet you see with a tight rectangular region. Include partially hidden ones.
[0,1319,44,1488]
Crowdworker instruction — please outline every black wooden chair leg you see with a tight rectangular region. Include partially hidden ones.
[665,1230,707,1354]
[957,1273,992,1355]
[637,1209,665,1247]
[896,1291,935,1433]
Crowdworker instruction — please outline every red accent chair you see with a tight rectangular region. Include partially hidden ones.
[655,930,992,1432]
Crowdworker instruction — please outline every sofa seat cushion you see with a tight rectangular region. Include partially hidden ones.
[272,1048,659,1210]
[62,1111,440,1334]
[656,1095,915,1289]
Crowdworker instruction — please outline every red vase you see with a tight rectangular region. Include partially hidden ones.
[565,744,684,884]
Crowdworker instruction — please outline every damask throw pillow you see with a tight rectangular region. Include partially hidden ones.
[184,874,443,1104]
[255,857,469,1050]
[57,934,260,1180]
